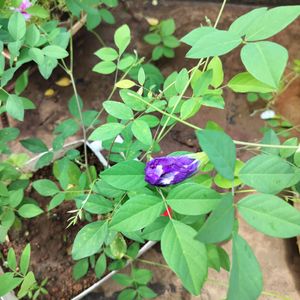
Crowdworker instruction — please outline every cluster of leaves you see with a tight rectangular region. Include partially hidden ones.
[66,0,119,31]
[1,3,300,300]
[0,153,43,243]
[0,11,69,127]
[0,0,49,19]
[113,268,156,300]
[0,244,48,299]
[144,18,180,61]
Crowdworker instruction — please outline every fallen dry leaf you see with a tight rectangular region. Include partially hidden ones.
[44,88,55,97]
[55,77,71,87]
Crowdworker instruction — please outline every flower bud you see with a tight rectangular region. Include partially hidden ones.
[145,156,199,186]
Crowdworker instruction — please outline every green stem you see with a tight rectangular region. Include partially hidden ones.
[69,71,92,183]
[157,188,172,219]
[91,30,106,47]
[128,92,300,150]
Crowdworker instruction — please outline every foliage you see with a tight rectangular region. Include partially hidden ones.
[0,244,48,299]
[0,2,300,300]
[144,18,180,61]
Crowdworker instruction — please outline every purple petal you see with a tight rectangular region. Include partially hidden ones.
[145,155,199,186]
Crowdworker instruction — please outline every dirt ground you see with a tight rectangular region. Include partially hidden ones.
[2,0,300,299]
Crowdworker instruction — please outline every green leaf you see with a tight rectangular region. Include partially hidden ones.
[227,72,275,93]
[113,274,133,286]
[181,26,216,46]
[89,123,125,141]
[161,18,176,36]
[15,70,29,95]
[152,45,163,60]
[25,24,40,47]
[48,193,65,211]
[186,30,242,59]
[20,138,48,153]
[241,41,288,89]
[132,268,152,285]
[95,254,106,278]
[93,61,117,75]
[167,183,221,215]
[72,259,89,280]
[18,204,43,218]
[38,56,58,79]
[175,68,189,94]
[196,194,234,243]
[20,244,31,275]
[115,79,135,89]
[131,119,152,145]
[42,45,69,59]
[144,33,161,45]
[161,220,207,295]
[137,286,157,298]
[235,6,300,41]
[207,56,224,88]
[103,101,134,120]
[0,273,23,296]
[117,289,136,300]
[28,47,44,65]
[142,216,169,241]
[68,94,83,119]
[238,193,300,238]
[239,154,300,194]
[17,271,36,298]
[227,234,262,300]
[76,194,113,214]
[201,94,224,109]
[26,5,49,18]
[72,221,108,260]
[114,24,131,54]
[110,195,164,231]
[180,98,201,120]
[163,35,180,48]
[8,189,24,208]
[8,12,26,40]
[35,151,53,170]
[119,89,146,112]
[101,160,147,191]
[6,94,24,121]
[32,179,59,196]
[7,248,17,271]
[196,129,236,180]
[0,127,20,143]
[260,128,280,155]
[138,67,145,85]
[95,47,118,61]
[99,8,115,24]
[229,7,268,37]
[110,234,127,259]
[280,137,298,158]
[0,181,8,196]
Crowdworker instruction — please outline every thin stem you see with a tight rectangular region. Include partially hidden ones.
[91,30,106,47]
[128,92,300,150]
[157,188,172,219]
[214,0,227,29]
[235,189,256,194]
[86,60,139,132]
[69,71,92,183]
[156,62,202,142]
[131,257,170,270]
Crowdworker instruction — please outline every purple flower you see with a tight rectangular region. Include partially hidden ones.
[15,0,32,20]
[145,156,199,186]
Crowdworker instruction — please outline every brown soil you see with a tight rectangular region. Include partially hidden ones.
[2,1,300,299]
[1,147,106,299]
